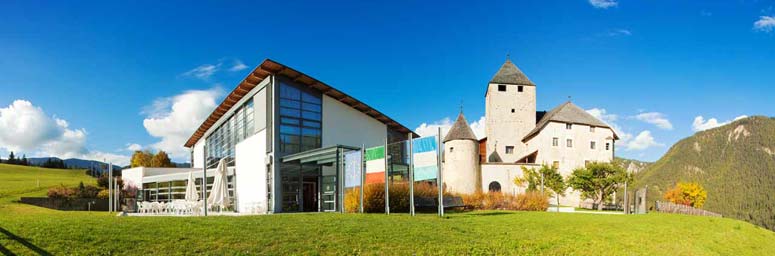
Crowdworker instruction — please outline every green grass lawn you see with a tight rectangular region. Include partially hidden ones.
[1,164,774,255]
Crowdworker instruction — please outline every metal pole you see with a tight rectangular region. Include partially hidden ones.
[408,132,415,216]
[384,138,389,215]
[359,144,365,214]
[115,177,119,212]
[108,163,113,213]
[437,127,444,217]
[203,146,208,216]
[624,180,628,214]
[540,172,544,195]
[338,148,344,213]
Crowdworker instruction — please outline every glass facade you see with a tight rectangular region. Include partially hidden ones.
[140,176,235,203]
[205,99,255,167]
[278,80,323,212]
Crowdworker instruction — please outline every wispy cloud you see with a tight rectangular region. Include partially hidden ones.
[754,16,775,33]
[589,0,618,9]
[229,60,249,72]
[182,63,221,80]
[415,116,485,139]
[633,112,673,130]
[606,29,632,37]
[692,115,748,132]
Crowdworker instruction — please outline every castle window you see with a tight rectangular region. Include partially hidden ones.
[505,146,514,154]
[566,123,572,130]
[605,143,610,151]
[552,137,559,147]
[552,161,560,169]
[518,86,524,92]
[566,139,573,148]
[590,126,595,132]
[511,109,515,113]
[488,182,502,193]
[449,147,454,153]
[498,85,507,91]
[590,141,596,150]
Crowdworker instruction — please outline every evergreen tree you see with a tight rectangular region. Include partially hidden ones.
[21,154,28,166]
[8,151,16,165]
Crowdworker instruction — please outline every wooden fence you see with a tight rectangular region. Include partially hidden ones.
[655,201,722,217]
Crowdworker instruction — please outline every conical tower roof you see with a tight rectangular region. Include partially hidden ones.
[443,112,478,143]
[489,59,535,86]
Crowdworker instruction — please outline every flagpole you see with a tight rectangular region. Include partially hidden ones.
[360,144,365,214]
[202,146,208,216]
[108,162,113,213]
[408,132,415,216]
[384,137,390,215]
[437,127,444,217]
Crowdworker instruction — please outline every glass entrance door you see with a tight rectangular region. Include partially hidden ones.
[320,175,337,212]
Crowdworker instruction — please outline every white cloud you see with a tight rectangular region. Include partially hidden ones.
[754,16,775,32]
[589,0,617,9]
[692,115,748,132]
[229,60,249,72]
[607,29,632,37]
[0,100,130,165]
[126,143,143,151]
[182,64,221,80]
[414,116,485,140]
[625,131,663,151]
[142,87,224,161]
[633,112,673,130]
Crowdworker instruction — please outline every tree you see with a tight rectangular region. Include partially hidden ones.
[664,182,707,208]
[514,165,565,210]
[568,162,631,210]
[151,151,174,167]
[7,151,16,165]
[130,150,153,168]
[20,154,28,166]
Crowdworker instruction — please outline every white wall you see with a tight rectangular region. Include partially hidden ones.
[443,140,480,194]
[485,83,536,163]
[524,121,616,206]
[480,164,536,195]
[193,139,205,168]
[235,130,268,214]
[122,167,145,189]
[321,95,387,148]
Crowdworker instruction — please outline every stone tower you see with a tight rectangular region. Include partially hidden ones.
[443,112,480,194]
[485,59,536,163]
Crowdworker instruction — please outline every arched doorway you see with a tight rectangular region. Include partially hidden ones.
[488,181,501,193]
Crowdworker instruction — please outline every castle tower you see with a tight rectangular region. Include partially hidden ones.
[485,58,536,163]
[443,112,480,194]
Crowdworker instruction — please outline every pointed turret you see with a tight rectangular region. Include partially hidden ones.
[489,59,535,86]
[443,112,478,143]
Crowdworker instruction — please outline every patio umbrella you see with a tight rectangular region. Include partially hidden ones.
[185,170,199,201]
[207,158,231,211]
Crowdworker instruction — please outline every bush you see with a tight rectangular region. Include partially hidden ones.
[459,191,549,211]
[97,189,110,199]
[344,182,451,213]
[47,185,76,199]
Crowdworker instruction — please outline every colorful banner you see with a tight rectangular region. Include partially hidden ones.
[344,151,362,188]
[364,146,385,184]
[412,136,438,181]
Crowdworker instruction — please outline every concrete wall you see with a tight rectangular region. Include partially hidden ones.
[235,130,268,214]
[443,140,480,194]
[480,163,537,195]
[321,95,387,148]
[485,83,536,163]
[524,121,616,206]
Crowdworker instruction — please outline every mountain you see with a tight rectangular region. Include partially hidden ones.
[27,157,122,174]
[615,157,651,174]
[634,116,775,230]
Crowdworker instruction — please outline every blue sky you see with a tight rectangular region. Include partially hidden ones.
[1,0,773,165]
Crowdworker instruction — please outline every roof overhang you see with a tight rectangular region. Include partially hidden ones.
[184,59,418,148]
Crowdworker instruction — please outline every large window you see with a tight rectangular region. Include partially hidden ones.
[279,81,322,154]
[205,99,255,167]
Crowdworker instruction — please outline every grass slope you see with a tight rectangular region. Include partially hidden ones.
[634,116,775,230]
[1,164,775,255]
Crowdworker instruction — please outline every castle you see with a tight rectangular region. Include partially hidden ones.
[443,59,619,207]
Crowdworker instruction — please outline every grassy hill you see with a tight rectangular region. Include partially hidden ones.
[1,162,775,255]
[0,163,94,198]
[634,116,775,230]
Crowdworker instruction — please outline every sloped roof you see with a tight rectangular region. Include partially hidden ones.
[489,59,536,86]
[184,59,417,147]
[522,101,619,142]
[443,112,478,142]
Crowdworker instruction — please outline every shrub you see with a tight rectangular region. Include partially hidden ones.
[344,182,451,213]
[97,189,110,199]
[47,185,76,199]
[458,191,549,211]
